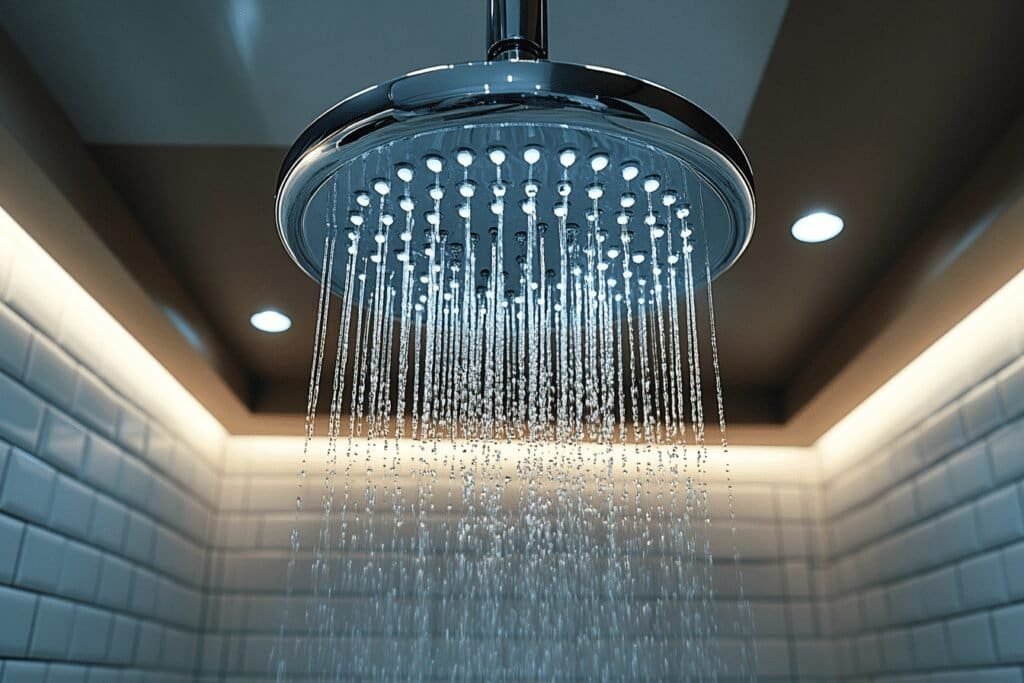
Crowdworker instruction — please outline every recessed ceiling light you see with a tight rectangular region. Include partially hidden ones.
[250,308,291,333]
[791,211,844,243]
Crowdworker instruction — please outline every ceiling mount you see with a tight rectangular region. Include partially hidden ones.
[487,0,549,61]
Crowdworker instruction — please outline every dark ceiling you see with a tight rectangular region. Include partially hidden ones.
[3,0,1024,427]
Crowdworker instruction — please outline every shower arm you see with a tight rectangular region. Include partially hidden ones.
[487,0,548,61]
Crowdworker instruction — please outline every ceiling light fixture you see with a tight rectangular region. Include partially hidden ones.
[250,308,292,333]
[791,211,844,243]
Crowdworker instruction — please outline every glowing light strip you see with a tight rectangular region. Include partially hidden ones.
[0,205,226,456]
[817,267,1024,475]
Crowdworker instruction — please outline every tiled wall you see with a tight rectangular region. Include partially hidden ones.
[202,440,831,682]
[822,351,1024,682]
[3,198,1023,681]
[0,211,225,682]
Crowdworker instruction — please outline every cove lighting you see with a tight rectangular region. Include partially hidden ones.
[791,211,844,243]
[250,308,292,333]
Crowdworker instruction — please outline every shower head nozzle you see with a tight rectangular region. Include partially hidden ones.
[276,1,754,310]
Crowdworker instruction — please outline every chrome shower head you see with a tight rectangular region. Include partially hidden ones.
[275,0,754,309]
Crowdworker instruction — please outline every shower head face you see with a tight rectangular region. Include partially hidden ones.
[276,61,755,310]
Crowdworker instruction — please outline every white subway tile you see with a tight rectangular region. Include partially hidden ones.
[0,448,56,523]
[145,426,176,469]
[975,485,1024,547]
[883,483,918,531]
[917,405,966,466]
[107,615,138,665]
[854,632,882,674]
[989,418,1024,484]
[47,663,89,682]
[177,588,203,630]
[992,602,1024,662]
[117,407,148,456]
[0,372,46,450]
[753,637,791,677]
[947,441,995,504]
[80,435,123,494]
[880,627,913,672]
[916,566,960,620]
[831,593,862,635]
[860,587,889,629]
[901,522,939,573]
[827,469,864,517]
[914,463,953,517]
[724,484,777,520]
[148,477,182,527]
[58,541,102,602]
[16,526,65,592]
[0,584,36,656]
[153,528,197,585]
[910,621,949,669]
[786,601,815,636]
[0,305,32,378]
[69,605,113,661]
[874,532,912,581]
[89,496,128,552]
[1003,541,1024,599]
[780,520,808,558]
[117,456,153,511]
[830,637,856,677]
[711,520,778,559]
[130,569,158,616]
[38,411,87,474]
[831,553,856,595]
[96,555,133,610]
[199,634,224,673]
[72,374,121,440]
[245,478,294,512]
[182,497,210,545]
[218,478,247,511]
[169,454,196,495]
[997,357,1024,419]
[29,595,75,658]
[0,239,12,297]
[1,660,46,682]
[888,434,921,482]
[887,577,922,625]
[122,512,155,565]
[958,551,1009,609]
[5,254,66,340]
[933,504,983,564]
[23,335,79,410]
[776,486,805,519]
[134,620,163,667]
[946,612,997,666]
[156,581,192,627]
[0,513,25,582]
[48,474,96,539]
[961,380,1007,439]
[814,596,833,636]
[216,514,260,549]
[794,638,834,677]
[786,561,812,597]
[192,460,219,507]
[161,628,195,672]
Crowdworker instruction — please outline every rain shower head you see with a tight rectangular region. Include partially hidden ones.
[275,0,755,306]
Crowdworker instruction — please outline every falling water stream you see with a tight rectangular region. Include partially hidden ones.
[272,139,756,681]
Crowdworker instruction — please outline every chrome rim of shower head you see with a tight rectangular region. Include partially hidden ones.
[276,59,755,297]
